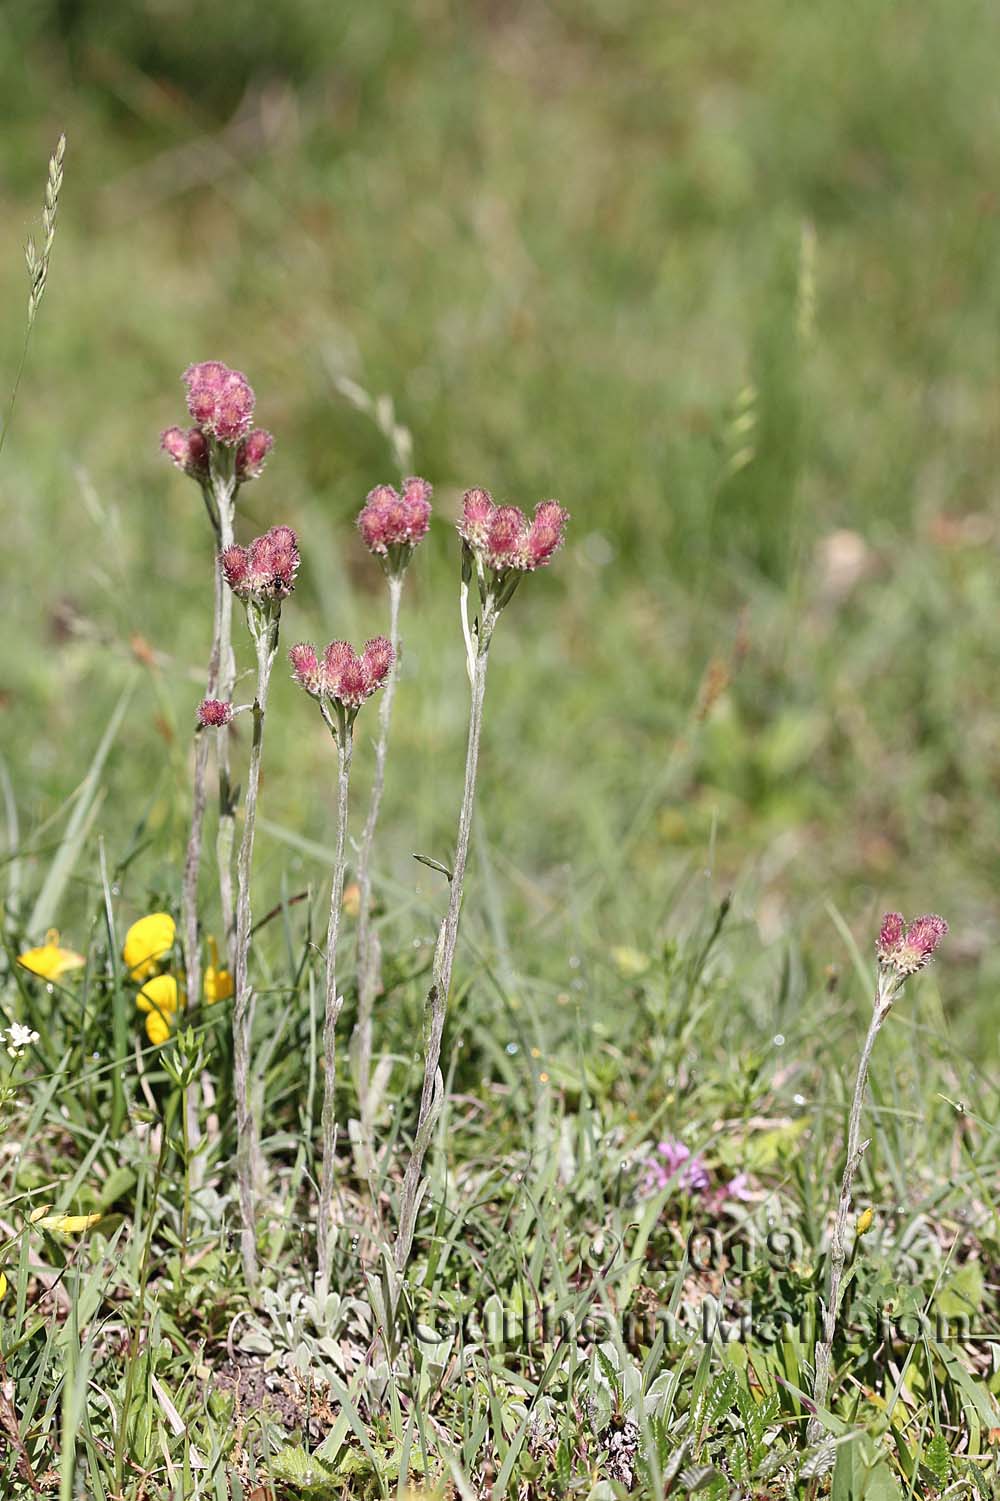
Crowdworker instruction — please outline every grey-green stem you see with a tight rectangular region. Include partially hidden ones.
[316,720,354,1304]
[393,593,496,1272]
[352,570,404,1185]
[809,980,891,1440]
[232,609,279,1290]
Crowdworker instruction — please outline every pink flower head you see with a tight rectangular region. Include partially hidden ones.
[458,488,496,550]
[357,476,433,562]
[361,635,394,689]
[236,429,274,482]
[160,426,210,480]
[222,526,299,605]
[182,361,256,445]
[289,643,323,696]
[523,500,570,569]
[639,1137,710,1198]
[221,544,251,593]
[877,912,948,977]
[198,699,233,728]
[485,506,528,570]
[323,641,356,690]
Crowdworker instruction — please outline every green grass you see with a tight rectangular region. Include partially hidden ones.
[1,0,1000,1494]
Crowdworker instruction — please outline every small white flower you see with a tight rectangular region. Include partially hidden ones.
[6,1024,40,1057]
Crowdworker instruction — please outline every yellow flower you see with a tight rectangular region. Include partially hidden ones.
[17,929,85,981]
[203,936,234,1005]
[856,1206,874,1236]
[145,1011,172,1046]
[136,974,180,1016]
[123,912,175,980]
[136,974,183,1045]
[0,1271,7,1300]
[29,1208,101,1233]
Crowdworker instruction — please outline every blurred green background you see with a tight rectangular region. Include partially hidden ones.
[4,0,1000,1051]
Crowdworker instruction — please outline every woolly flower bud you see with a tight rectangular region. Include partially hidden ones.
[222,526,299,605]
[289,643,323,696]
[198,699,233,727]
[485,506,528,569]
[357,476,433,559]
[458,488,496,550]
[877,912,948,977]
[362,635,394,686]
[236,428,274,481]
[160,426,210,480]
[524,500,570,569]
[183,361,255,445]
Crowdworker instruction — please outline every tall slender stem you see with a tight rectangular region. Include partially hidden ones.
[394,599,495,1272]
[317,725,354,1303]
[215,490,238,954]
[352,571,403,1177]
[182,502,223,1009]
[232,613,278,1290]
[809,989,886,1439]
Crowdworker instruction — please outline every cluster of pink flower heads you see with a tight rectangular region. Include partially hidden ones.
[198,699,233,728]
[877,912,948,977]
[357,477,433,565]
[458,490,569,573]
[183,361,255,445]
[289,637,394,712]
[222,526,299,607]
[161,362,273,485]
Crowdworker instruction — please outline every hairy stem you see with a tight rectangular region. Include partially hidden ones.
[215,491,238,954]
[181,494,224,1009]
[809,988,886,1439]
[352,571,403,1181]
[316,724,354,1303]
[232,612,279,1290]
[394,597,495,1272]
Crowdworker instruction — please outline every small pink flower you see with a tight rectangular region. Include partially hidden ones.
[335,654,371,709]
[221,544,251,593]
[639,1138,709,1198]
[877,912,948,977]
[323,641,356,692]
[223,527,299,604]
[198,699,233,727]
[357,476,433,560]
[182,361,256,445]
[236,429,274,481]
[160,426,210,480]
[361,635,394,690]
[458,488,496,550]
[485,506,528,569]
[523,500,569,569]
[289,643,323,695]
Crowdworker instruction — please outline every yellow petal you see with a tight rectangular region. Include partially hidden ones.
[203,966,234,1004]
[0,1272,7,1300]
[856,1206,874,1236]
[136,973,180,1016]
[145,1010,172,1046]
[35,1213,102,1234]
[17,929,85,981]
[123,912,175,980]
